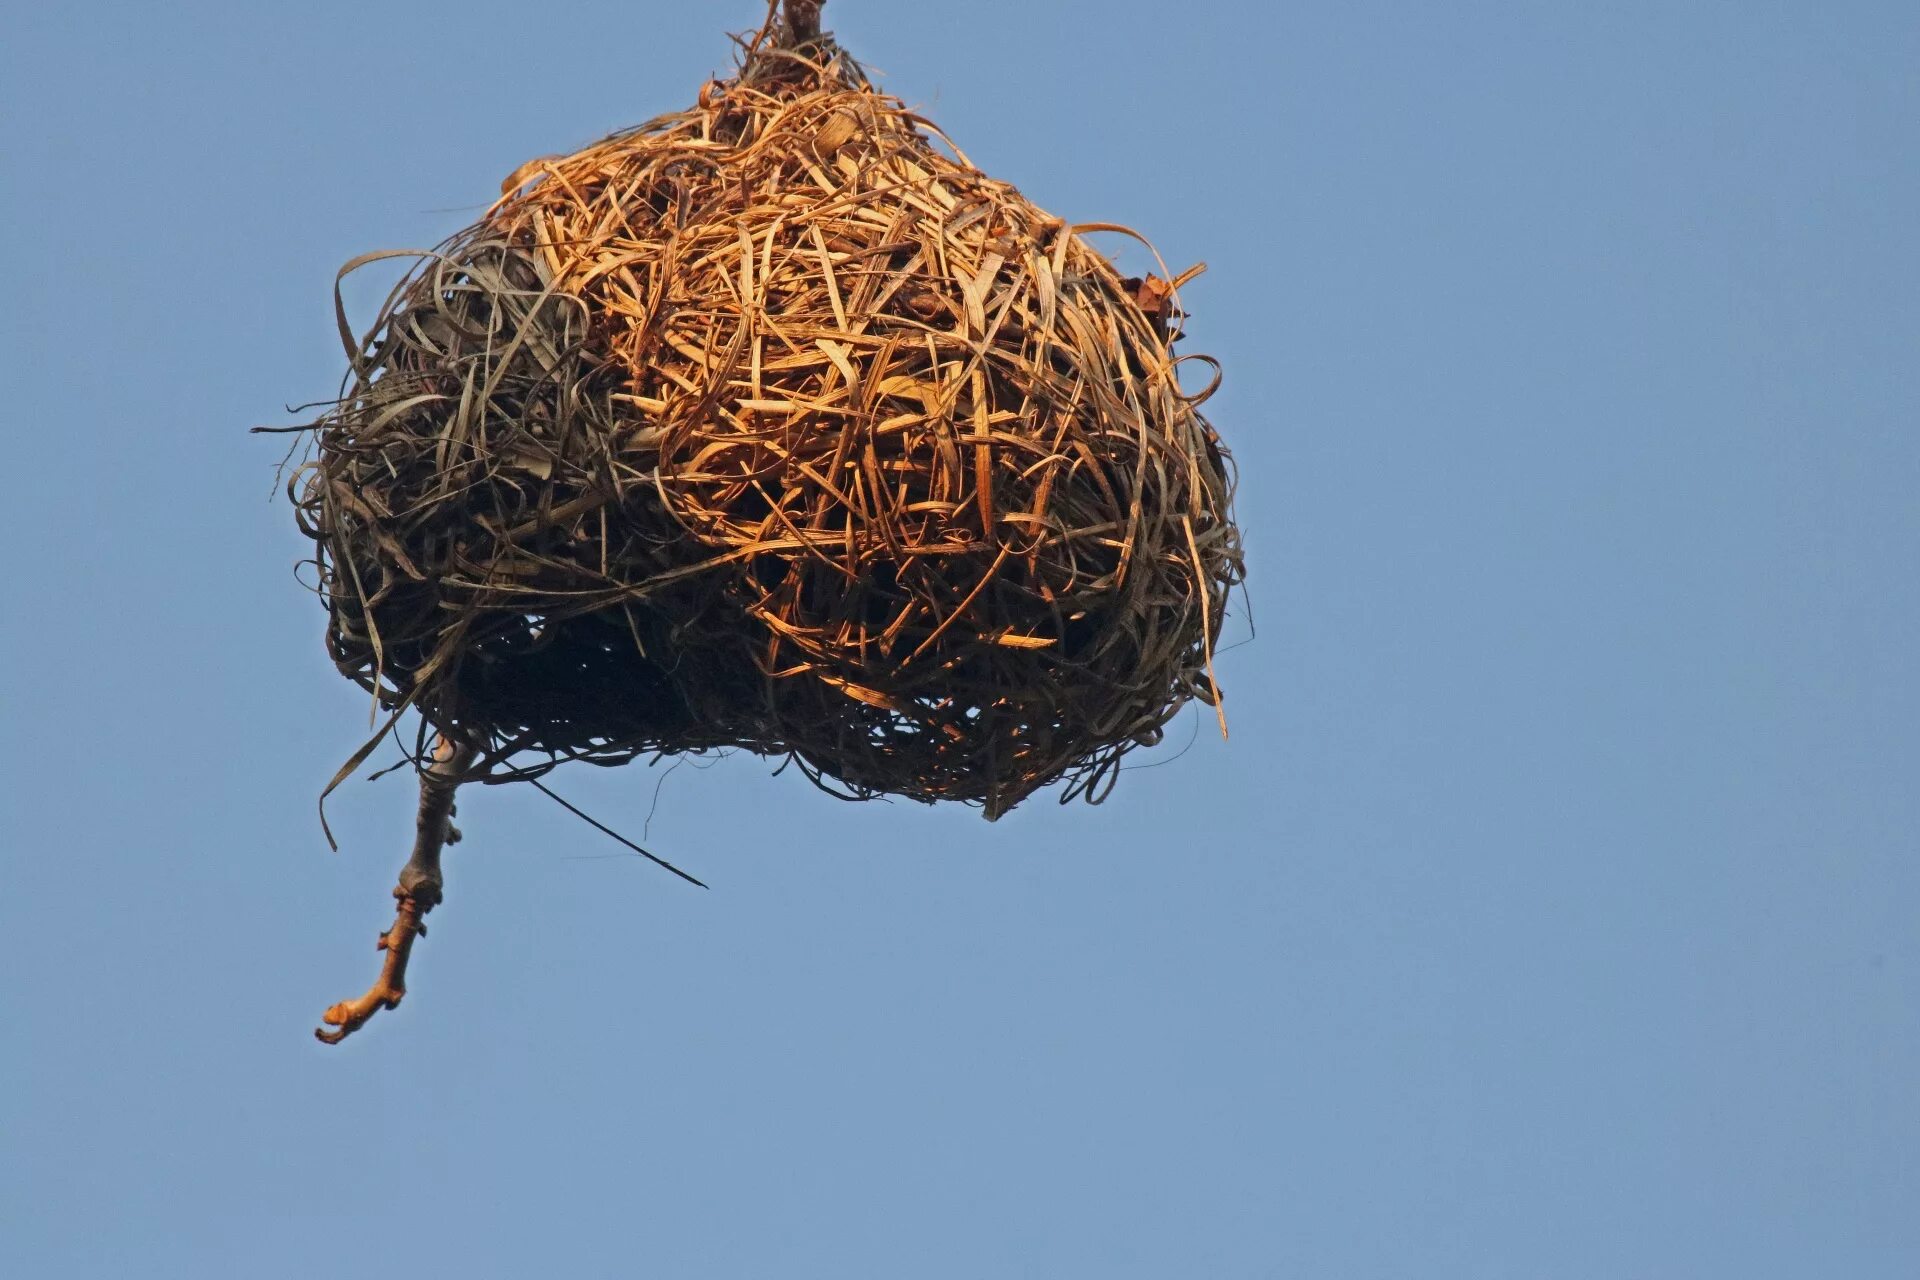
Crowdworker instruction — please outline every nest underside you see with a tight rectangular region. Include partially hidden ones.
[290,51,1242,818]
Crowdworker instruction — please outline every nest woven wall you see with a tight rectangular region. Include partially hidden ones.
[291,24,1243,820]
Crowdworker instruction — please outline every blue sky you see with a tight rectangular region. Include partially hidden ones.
[3,2,1916,1276]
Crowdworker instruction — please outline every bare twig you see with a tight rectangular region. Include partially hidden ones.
[312,886,432,1045]
[316,735,477,1044]
[782,0,824,47]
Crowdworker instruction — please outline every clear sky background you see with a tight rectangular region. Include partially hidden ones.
[3,2,1916,1276]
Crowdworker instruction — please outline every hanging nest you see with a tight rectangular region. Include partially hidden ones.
[287,13,1243,820]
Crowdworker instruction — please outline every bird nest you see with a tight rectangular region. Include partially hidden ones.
[287,32,1242,819]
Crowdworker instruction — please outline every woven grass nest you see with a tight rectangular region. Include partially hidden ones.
[288,6,1243,821]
